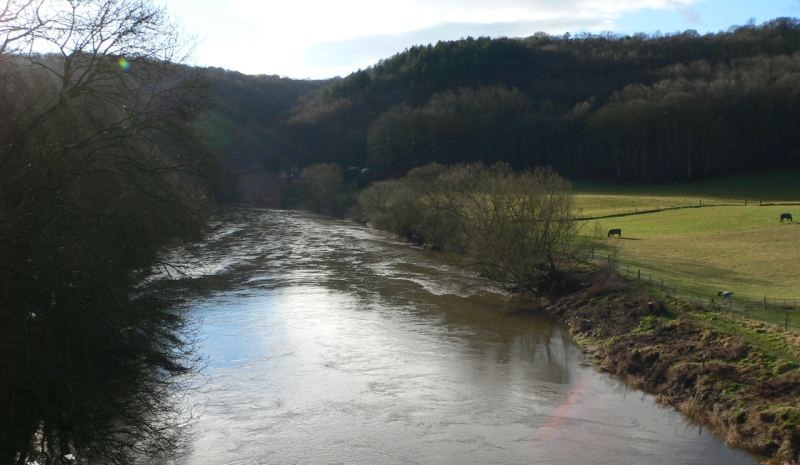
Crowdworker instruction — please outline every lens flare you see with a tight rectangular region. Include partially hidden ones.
[118,57,130,71]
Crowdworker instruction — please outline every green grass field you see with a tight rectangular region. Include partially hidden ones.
[574,194,731,217]
[574,170,800,218]
[575,171,800,328]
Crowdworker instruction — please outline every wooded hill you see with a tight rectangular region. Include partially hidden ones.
[196,69,328,199]
[223,18,800,186]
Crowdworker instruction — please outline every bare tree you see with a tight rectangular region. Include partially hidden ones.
[356,163,583,293]
[462,165,577,293]
[0,1,210,464]
[299,163,346,215]
[0,0,43,55]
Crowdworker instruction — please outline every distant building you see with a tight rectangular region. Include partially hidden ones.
[279,167,299,180]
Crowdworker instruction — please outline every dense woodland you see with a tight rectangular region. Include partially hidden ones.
[211,18,800,196]
[197,69,326,201]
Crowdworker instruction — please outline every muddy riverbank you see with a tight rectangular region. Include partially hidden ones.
[545,268,800,465]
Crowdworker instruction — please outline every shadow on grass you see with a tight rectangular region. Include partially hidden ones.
[618,255,778,291]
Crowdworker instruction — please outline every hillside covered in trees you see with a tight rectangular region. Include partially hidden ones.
[218,17,800,191]
[196,69,328,200]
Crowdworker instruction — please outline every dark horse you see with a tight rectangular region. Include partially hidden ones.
[780,213,793,223]
[607,228,622,238]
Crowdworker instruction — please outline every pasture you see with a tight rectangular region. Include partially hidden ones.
[575,172,800,327]
[574,194,728,217]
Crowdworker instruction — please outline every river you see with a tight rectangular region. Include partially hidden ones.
[159,208,755,465]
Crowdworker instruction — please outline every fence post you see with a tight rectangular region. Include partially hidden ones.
[764,296,767,311]
[638,270,640,281]
[786,313,790,331]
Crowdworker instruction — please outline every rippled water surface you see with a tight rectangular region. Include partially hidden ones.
[160,208,755,465]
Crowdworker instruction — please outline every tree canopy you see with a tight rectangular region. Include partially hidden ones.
[1,1,213,462]
[222,18,800,187]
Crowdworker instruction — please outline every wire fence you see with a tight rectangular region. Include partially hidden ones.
[576,198,800,221]
[576,198,800,331]
[602,256,799,332]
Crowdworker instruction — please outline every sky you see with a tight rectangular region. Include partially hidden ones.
[156,0,800,79]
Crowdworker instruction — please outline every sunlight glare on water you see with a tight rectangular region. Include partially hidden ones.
[159,208,755,465]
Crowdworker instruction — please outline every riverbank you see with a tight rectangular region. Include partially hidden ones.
[544,267,800,465]
[319,176,798,464]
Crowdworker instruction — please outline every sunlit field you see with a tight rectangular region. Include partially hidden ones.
[576,172,800,304]
[574,170,800,217]
[590,206,800,299]
[574,194,730,217]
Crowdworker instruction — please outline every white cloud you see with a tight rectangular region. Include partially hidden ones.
[160,0,699,77]
[226,0,696,42]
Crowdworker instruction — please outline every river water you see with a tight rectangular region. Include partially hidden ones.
[161,208,755,465]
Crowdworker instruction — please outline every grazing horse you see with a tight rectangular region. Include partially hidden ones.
[780,213,793,223]
[607,228,622,238]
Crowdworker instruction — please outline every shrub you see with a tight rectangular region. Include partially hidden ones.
[356,163,581,292]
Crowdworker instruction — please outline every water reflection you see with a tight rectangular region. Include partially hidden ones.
[160,208,756,465]
[0,287,195,464]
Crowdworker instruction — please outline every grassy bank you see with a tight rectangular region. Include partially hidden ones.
[547,269,800,465]
[351,167,800,464]
[351,167,799,463]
